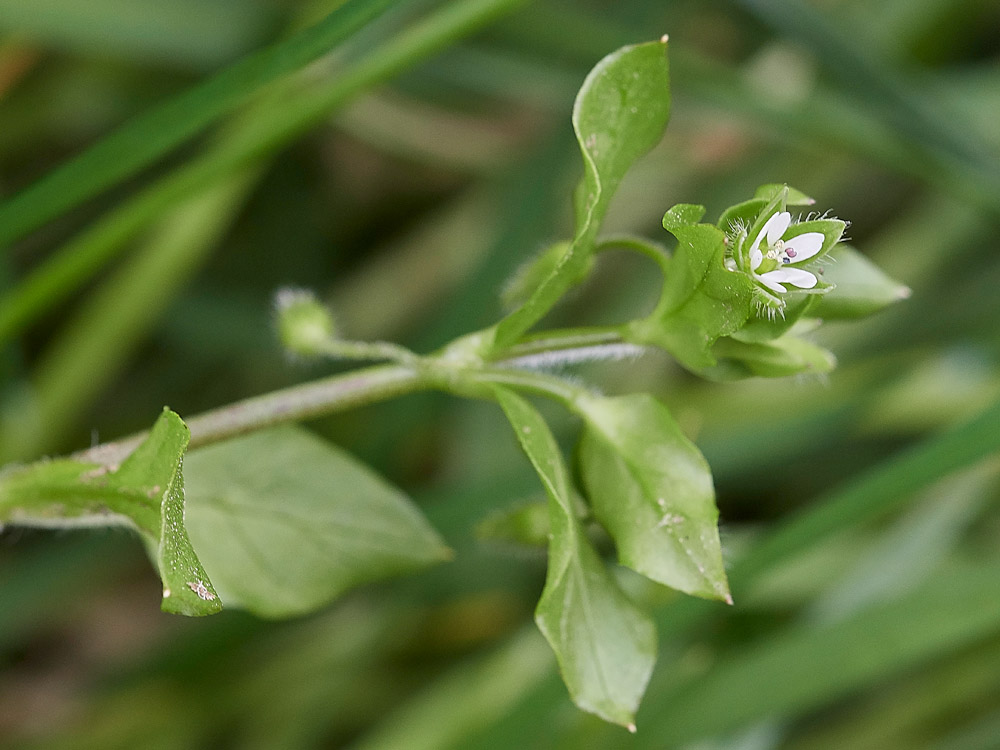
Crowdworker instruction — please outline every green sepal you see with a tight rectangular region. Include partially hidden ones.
[754,183,815,206]
[706,334,837,380]
[732,295,820,343]
[717,197,767,237]
[784,218,846,265]
[718,185,814,238]
[630,209,754,371]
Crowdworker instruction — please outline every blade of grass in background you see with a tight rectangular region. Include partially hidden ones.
[637,563,1000,745]
[0,0,531,352]
[0,168,261,461]
[350,627,553,750]
[0,0,535,462]
[737,395,1000,582]
[0,0,277,69]
[731,0,1000,190]
[0,0,395,248]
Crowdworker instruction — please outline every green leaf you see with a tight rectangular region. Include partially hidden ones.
[0,409,221,616]
[708,334,836,380]
[753,183,816,206]
[491,39,670,351]
[628,211,754,371]
[576,393,731,602]
[813,245,912,319]
[661,202,706,231]
[182,426,450,619]
[494,388,656,729]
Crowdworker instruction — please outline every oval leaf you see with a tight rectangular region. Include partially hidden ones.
[495,388,656,729]
[709,335,836,380]
[577,394,731,602]
[492,39,670,350]
[183,426,449,619]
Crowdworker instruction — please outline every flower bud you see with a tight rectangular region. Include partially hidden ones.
[274,288,336,356]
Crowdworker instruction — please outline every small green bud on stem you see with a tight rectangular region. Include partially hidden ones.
[275,288,337,357]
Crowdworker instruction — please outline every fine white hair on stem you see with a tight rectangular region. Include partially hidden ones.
[502,343,647,371]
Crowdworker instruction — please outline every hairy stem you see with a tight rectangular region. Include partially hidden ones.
[72,343,597,466]
[501,326,631,360]
[75,364,426,465]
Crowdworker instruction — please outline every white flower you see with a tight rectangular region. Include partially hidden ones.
[748,211,825,294]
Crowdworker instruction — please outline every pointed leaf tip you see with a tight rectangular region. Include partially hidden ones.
[495,388,657,727]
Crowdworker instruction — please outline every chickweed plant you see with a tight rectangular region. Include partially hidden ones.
[0,38,907,728]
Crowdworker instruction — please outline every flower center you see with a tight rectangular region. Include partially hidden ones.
[756,238,799,275]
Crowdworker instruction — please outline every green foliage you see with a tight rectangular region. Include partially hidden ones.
[183,426,450,618]
[0,27,909,726]
[577,393,730,602]
[814,245,913,319]
[491,39,671,350]
[5,0,979,742]
[628,203,755,371]
[0,410,220,615]
[709,333,836,379]
[0,0,396,248]
[495,388,656,729]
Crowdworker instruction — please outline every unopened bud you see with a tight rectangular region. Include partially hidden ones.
[274,288,335,356]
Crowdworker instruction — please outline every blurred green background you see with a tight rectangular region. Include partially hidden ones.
[1,0,999,747]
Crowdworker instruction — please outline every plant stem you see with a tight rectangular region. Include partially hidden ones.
[75,364,427,465]
[317,339,419,364]
[595,234,671,272]
[500,326,630,360]
[71,343,597,466]
[456,365,590,408]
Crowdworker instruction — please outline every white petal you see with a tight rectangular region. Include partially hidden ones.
[750,245,763,271]
[755,273,787,294]
[762,267,817,289]
[766,211,791,245]
[749,223,768,254]
[783,232,824,262]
